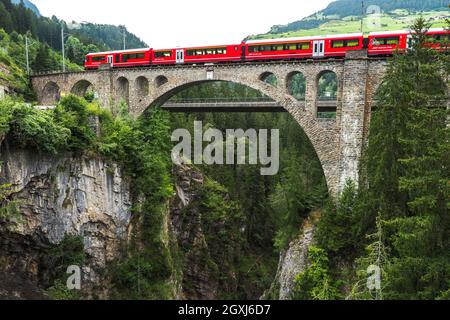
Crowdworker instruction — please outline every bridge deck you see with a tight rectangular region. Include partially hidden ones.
[162,100,337,112]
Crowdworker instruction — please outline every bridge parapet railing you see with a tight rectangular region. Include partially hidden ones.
[318,95,338,101]
[169,97,274,104]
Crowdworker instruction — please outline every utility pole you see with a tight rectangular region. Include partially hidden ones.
[25,34,30,75]
[360,0,365,33]
[61,23,66,72]
[122,26,126,50]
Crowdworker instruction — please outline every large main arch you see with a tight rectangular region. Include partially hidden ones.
[134,73,341,197]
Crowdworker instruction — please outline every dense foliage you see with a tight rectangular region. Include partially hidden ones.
[97,104,175,299]
[0,27,81,90]
[170,82,328,298]
[47,235,86,300]
[306,18,450,300]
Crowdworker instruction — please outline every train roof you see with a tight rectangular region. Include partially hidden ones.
[369,27,447,36]
[86,48,151,55]
[244,33,363,45]
[153,43,242,51]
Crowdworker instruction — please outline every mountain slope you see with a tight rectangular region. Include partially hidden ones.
[73,23,147,51]
[11,0,39,16]
[252,0,449,39]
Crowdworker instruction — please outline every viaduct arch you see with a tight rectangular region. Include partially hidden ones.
[31,55,388,197]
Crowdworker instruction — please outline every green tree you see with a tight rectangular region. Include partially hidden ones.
[0,2,13,33]
[358,17,450,300]
[32,43,53,72]
[292,246,341,300]
[53,95,95,152]
[316,180,363,258]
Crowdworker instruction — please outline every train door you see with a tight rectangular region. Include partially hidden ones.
[406,35,414,50]
[107,55,114,66]
[176,49,185,64]
[313,40,325,58]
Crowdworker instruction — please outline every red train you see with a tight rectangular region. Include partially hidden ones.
[84,28,449,70]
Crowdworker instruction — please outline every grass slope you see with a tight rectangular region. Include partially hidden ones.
[251,10,449,39]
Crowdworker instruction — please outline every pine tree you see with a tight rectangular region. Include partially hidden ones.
[32,43,53,72]
[358,17,450,300]
[0,2,13,33]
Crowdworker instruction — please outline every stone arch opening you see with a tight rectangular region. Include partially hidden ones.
[145,79,338,197]
[41,81,60,105]
[116,77,130,106]
[286,71,306,101]
[144,80,335,299]
[71,80,96,100]
[259,72,278,87]
[136,76,149,99]
[155,75,168,88]
[317,71,338,119]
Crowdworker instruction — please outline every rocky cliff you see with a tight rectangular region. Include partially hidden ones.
[264,212,320,300]
[0,141,132,298]
[170,163,218,300]
[170,164,243,300]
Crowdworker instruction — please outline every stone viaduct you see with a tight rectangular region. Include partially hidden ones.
[30,53,388,197]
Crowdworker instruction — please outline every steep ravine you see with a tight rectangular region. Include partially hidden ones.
[263,212,320,300]
[0,143,316,300]
[170,163,317,300]
[0,141,132,299]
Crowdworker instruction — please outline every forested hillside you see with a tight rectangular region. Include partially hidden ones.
[0,0,146,69]
[11,0,40,15]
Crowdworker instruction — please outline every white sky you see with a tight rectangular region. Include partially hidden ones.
[32,0,335,48]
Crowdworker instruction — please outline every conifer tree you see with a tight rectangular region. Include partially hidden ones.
[359,17,450,299]
[32,43,53,72]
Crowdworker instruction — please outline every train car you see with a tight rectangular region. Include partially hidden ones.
[368,30,408,56]
[322,33,364,57]
[243,33,363,61]
[368,28,450,56]
[152,44,243,65]
[84,48,152,69]
[423,28,450,50]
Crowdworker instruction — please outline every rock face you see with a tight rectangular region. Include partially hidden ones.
[0,141,132,296]
[170,164,218,300]
[265,212,320,300]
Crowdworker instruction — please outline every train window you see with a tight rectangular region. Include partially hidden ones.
[373,37,399,46]
[331,39,360,48]
[428,34,449,43]
[92,56,105,62]
[386,38,399,45]
[298,42,310,50]
[122,53,145,62]
[346,40,360,47]
[115,55,120,63]
[331,40,344,48]
[154,51,172,58]
[286,44,297,50]
[272,44,284,51]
